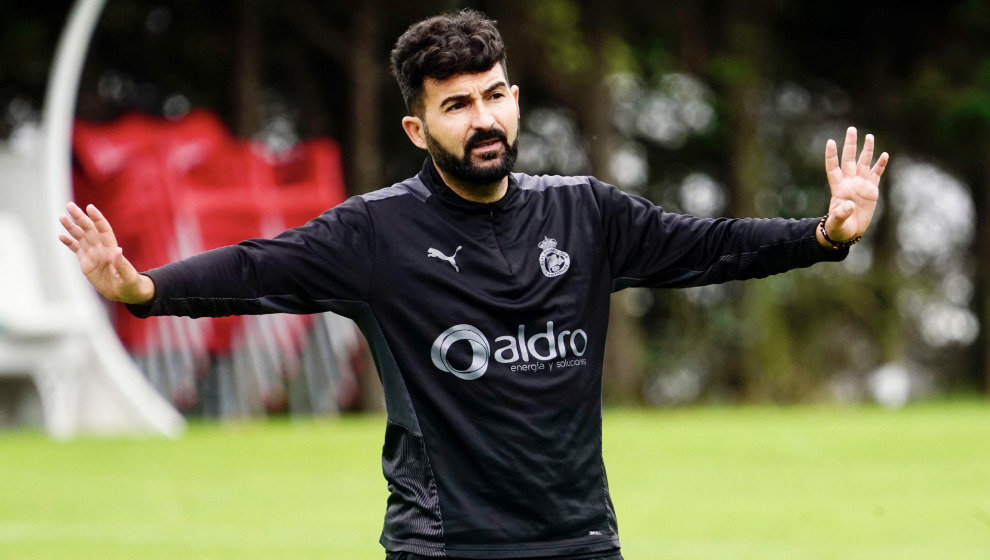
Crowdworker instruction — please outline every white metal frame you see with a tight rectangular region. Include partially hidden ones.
[0,0,185,439]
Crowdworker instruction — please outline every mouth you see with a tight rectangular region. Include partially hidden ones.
[469,138,504,154]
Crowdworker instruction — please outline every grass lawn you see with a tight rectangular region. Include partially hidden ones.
[1,402,988,559]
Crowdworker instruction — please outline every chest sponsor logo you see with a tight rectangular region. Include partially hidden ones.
[538,237,570,277]
[427,245,462,272]
[430,321,588,380]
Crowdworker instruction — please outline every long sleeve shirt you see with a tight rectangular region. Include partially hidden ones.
[129,158,845,558]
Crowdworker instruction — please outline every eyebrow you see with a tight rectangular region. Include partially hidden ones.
[439,81,509,109]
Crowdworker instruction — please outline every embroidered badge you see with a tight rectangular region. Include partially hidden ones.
[538,237,570,277]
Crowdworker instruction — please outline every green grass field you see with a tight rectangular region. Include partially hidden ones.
[1,402,988,559]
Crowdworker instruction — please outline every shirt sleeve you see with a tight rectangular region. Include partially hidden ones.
[589,178,847,292]
[126,196,375,318]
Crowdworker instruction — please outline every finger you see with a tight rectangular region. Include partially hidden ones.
[67,201,97,232]
[841,126,857,174]
[86,204,114,234]
[869,152,890,184]
[825,139,844,186]
[59,214,85,240]
[857,134,874,178]
[58,233,80,252]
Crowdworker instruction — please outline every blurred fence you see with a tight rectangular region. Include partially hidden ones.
[71,110,363,417]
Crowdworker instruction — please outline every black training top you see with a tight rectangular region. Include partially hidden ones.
[129,158,845,558]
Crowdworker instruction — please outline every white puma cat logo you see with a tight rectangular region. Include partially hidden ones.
[427,246,462,272]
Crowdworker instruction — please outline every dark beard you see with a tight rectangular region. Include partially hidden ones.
[425,126,519,186]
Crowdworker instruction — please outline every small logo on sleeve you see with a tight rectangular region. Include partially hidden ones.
[538,237,570,277]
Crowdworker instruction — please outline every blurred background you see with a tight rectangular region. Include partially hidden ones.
[2,2,989,559]
[1,0,989,422]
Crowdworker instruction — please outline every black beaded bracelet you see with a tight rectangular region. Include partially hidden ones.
[818,213,862,249]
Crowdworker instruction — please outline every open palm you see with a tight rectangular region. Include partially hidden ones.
[58,202,153,304]
[823,127,889,242]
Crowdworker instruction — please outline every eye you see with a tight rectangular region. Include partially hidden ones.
[490,92,505,100]
[446,102,465,112]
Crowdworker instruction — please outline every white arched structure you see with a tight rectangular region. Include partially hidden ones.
[0,0,185,438]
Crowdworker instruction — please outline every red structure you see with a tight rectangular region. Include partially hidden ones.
[71,110,356,415]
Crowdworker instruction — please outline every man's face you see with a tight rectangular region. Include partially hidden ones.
[405,64,520,186]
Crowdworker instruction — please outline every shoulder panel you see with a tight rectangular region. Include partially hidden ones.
[362,176,432,203]
[513,172,593,192]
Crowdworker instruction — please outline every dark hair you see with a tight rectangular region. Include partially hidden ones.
[390,9,507,115]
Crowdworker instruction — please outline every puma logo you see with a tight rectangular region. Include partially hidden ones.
[427,246,462,272]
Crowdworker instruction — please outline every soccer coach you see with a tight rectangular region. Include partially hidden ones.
[59,9,888,560]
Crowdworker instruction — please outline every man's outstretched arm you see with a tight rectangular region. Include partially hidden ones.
[59,197,375,318]
[58,202,155,305]
[594,126,891,290]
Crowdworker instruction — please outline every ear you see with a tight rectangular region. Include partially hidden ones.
[402,115,428,150]
[511,84,519,105]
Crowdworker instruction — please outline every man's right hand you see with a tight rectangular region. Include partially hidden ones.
[58,202,155,305]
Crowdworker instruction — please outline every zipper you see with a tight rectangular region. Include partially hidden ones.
[489,208,514,274]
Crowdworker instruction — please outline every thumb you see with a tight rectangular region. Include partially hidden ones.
[832,200,855,222]
[113,247,139,284]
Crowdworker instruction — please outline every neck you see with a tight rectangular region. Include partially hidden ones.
[433,163,508,204]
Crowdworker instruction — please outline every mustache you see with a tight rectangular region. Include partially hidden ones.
[466,128,507,149]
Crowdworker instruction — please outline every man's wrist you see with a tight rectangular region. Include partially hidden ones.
[125,274,156,305]
[816,214,861,251]
[815,221,840,251]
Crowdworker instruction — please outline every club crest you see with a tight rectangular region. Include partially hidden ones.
[538,237,570,278]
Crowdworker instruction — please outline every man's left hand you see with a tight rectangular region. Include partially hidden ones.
[822,126,889,245]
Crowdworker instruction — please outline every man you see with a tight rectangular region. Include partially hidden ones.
[59,10,888,560]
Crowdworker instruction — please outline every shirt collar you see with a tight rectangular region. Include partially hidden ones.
[418,157,519,213]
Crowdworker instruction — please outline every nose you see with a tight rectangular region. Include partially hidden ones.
[470,101,497,130]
